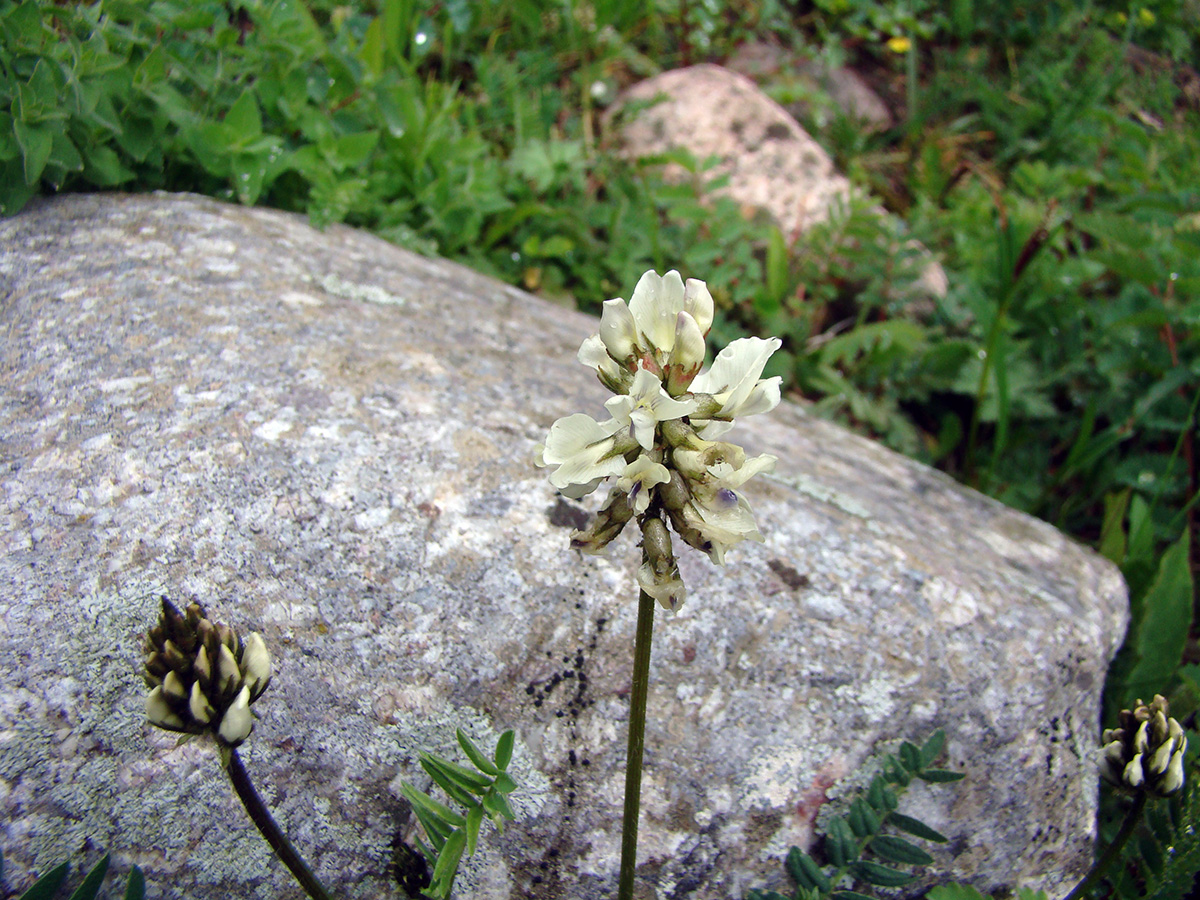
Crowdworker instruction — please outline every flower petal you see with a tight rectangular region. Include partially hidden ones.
[629,269,686,354]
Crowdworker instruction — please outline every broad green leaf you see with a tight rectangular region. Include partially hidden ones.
[123,866,145,900]
[1125,530,1194,701]
[13,119,53,184]
[66,855,109,900]
[223,90,263,142]
[871,835,934,866]
[494,730,514,769]
[889,812,949,843]
[457,729,501,777]
[491,771,517,794]
[848,859,916,888]
[17,861,70,900]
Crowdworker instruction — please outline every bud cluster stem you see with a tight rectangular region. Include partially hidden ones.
[1062,791,1148,900]
[617,559,657,900]
[223,747,337,900]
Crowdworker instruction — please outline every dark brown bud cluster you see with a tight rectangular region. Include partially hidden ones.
[144,597,272,747]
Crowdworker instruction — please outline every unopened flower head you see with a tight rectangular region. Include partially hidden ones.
[144,597,273,748]
[1099,694,1188,797]
[534,270,781,609]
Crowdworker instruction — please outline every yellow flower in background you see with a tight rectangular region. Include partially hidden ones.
[886,35,912,54]
[1137,8,1157,27]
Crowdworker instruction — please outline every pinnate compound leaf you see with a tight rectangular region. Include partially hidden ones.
[848,859,916,888]
[871,835,934,866]
[889,812,949,843]
[456,729,501,777]
[421,752,494,792]
[17,862,69,900]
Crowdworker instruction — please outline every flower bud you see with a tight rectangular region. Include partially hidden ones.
[218,686,254,747]
[570,489,635,553]
[600,298,640,365]
[1100,695,1188,796]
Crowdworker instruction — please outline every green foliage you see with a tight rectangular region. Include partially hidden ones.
[0,851,145,900]
[398,729,518,900]
[745,730,963,900]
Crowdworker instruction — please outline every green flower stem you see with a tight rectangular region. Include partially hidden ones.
[618,580,657,900]
[1062,792,1148,900]
[223,747,336,900]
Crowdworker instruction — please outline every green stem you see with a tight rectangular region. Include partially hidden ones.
[1062,792,1148,900]
[223,747,336,900]
[617,582,657,900]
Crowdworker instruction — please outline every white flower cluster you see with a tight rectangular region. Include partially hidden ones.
[535,270,782,609]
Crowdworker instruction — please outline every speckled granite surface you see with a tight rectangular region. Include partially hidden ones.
[0,193,1125,899]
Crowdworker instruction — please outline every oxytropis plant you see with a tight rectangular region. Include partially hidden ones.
[535,269,782,900]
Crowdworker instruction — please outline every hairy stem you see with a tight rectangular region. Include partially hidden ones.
[617,579,657,900]
[224,747,336,900]
[1062,792,1148,900]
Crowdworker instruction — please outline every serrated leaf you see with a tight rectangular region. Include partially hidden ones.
[457,729,501,777]
[786,848,831,893]
[123,866,145,900]
[66,855,109,900]
[919,769,965,783]
[889,812,949,843]
[871,834,934,866]
[17,861,71,900]
[848,859,916,887]
[920,729,946,768]
[494,730,514,769]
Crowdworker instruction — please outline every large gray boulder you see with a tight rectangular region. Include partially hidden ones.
[0,193,1124,899]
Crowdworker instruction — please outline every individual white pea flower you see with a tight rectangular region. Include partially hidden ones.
[535,413,629,498]
[604,365,698,451]
[578,333,632,394]
[218,686,254,746]
[596,270,714,375]
[690,336,783,437]
[617,455,671,516]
